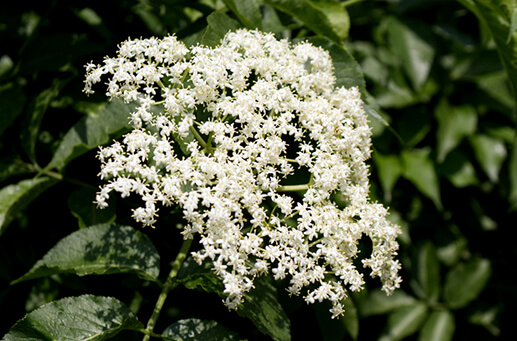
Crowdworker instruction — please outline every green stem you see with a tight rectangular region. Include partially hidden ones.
[142,237,193,341]
[189,125,208,150]
[276,184,309,192]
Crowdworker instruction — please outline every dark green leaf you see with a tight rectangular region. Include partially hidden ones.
[410,241,440,303]
[68,188,116,229]
[438,151,479,188]
[178,258,291,341]
[458,0,517,108]
[44,99,136,172]
[443,258,491,309]
[0,177,57,237]
[12,223,160,284]
[222,0,262,29]
[0,156,33,183]
[162,318,243,341]
[379,302,428,341]
[401,148,442,209]
[341,296,359,341]
[418,309,455,341]
[2,295,143,341]
[0,82,26,138]
[21,78,64,164]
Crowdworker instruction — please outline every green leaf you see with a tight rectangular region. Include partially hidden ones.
[68,188,116,229]
[162,318,243,341]
[379,302,428,341]
[386,17,435,92]
[418,309,455,341]
[443,258,491,309]
[438,151,479,188]
[0,156,33,183]
[264,0,344,44]
[12,223,160,284]
[304,36,389,127]
[21,78,64,164]
[0,177,57,237]
[2,295,143,341]
[469,134,507,182]
[200,11,242,48]
[341,296,359,341]
[222,0,262,29]
[44,99,136,172]
[178,258,291,341]
[458,0,517,108]
[0,82,26,138]
[435,100,478,163]
[373,153,403,202]
[410,241,440,303]
[510,136,517,204]
[401,148,442,210]
[355,289,416,317]
[310,0,350,41]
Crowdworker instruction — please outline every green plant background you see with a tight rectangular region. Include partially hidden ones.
[1,0,516,340]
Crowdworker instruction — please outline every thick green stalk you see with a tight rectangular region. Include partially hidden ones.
[142,237,193,340]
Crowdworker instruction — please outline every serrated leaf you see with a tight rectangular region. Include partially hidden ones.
[435,100,478,163]
[0,177,57,237]
[379,302,428,341]
[222,0,262,30]
[45,99,136,172]
[443,258,491,309]
[178,257,291,341]
[418,309,455,341]
[2,295,143,341]
[265,0,344,44]
[401,148,441,210]
[469,134,507,182]
[162,318,243,341]
[410,241,440,303]
[386,17,435,92]
[355,288,416,317]
[12,223,160,284]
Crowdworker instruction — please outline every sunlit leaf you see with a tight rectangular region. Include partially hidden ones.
[0,177,57,237]
[373,153,403,202]
[418,309,455,341]
[163,318,243,341]
[443,258,491,309]
[200,11,241,47]
[2,295,143,341]
[12,223,160,284]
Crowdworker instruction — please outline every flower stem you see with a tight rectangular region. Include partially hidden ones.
[142,237,193,341]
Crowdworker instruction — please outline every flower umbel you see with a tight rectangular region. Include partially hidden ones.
[85,29,402,318]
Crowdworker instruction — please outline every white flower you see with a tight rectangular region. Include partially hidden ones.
[85,29,402,318]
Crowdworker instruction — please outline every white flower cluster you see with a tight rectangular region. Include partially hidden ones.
[85,29,402,318]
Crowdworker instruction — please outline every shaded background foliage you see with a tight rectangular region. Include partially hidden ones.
[1,0,516,340]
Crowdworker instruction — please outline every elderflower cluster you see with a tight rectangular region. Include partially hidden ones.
[84,29,402,318]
